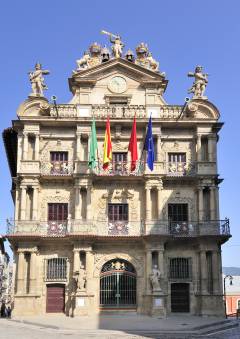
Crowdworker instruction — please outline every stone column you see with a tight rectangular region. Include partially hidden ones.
[17,134,23,169]
[208,135,215,162]
[20,186,27,220]
[210,187,216,220]
[73,249,80,272]
[29,251,37,294]
[197,135,202,161]
[23,132,28,160]
[156,134,161,162]
[86,186,92,220]
[32,187,39,220]
[146,250,152,292]
[212,251,220,294]
[14,188,19,221]
[145,186,151,220]
[198,187,204,221]
[200,250,208,294]
[215,187,220,220]
[76,132,81,161]
[86,249,94,293]
[75,187,81,220]
[158,249,164,276]
[35,133,40,161]
[17,251,25,294]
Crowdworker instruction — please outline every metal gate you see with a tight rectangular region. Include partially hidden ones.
[100,259,136,308]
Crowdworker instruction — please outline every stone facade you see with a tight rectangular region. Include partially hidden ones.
[0,236,13,305]
[3,40,230,317]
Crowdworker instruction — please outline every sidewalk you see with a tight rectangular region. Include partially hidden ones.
[10,313,234,333]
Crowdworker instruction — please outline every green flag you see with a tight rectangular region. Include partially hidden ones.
[88,118,98,169]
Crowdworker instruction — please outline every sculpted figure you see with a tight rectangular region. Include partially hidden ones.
[188,66,208,98]
[73,266,86,291]
[28,63,50,96]
[149,265,162,291]
[76,51,91,70]
[146,52,159,71]
[101,30,124,58]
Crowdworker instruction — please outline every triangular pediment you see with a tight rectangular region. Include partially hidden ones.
[69,58,168,93]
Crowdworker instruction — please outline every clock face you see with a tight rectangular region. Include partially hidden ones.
[108,76,127,93]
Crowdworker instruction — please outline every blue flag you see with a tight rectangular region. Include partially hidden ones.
[144,115,155,171]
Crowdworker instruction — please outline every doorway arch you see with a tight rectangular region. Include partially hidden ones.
[100,259,136,308]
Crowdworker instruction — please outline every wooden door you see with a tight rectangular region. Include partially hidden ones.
[46,284,65,313]
[171,283,190,312]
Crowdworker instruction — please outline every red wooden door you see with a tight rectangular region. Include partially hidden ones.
[46,284,65,313]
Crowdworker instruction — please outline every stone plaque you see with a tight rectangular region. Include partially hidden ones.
[154,298,162,307]
[77,297,85,307]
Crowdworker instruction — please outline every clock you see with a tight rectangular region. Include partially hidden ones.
[108,76,127,93]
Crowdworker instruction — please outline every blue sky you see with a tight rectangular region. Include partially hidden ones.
[0,0,239,266]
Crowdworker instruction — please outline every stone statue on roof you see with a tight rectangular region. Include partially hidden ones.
[101,30,124,58]
[28,63,50,97]
[188,66,208,99]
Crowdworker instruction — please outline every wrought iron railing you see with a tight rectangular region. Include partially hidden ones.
[91,160,145,176]
[6,219,230,237]
[166,162,196,176]
[41,161,74,176]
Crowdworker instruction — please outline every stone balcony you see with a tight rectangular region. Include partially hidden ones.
[6,219,230,238]
[49,104,183,119]
[41,161,74,177]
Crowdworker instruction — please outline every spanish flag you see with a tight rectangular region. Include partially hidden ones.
[103,116,112,169]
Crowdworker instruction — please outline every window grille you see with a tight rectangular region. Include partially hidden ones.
[45,258,67,281]
[169,258,191,280]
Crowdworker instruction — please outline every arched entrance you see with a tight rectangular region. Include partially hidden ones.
[100,259,136,308]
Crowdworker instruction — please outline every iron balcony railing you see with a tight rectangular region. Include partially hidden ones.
[41,161,74,176]
[6,219,230,237]
[166,162,196,176]
[91,160,145,176]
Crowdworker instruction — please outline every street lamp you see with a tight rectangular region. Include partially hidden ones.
[223,274,233,318]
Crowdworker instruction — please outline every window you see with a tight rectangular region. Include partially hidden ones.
[113,153,127,163]
[48,203,68,222]
[46,258,67,281]
[168,153,187,175]
[112,153,128,174]
[237,300,240,311]
[50,152,69,175]
[108,204,128,222]
[203,188,210,221]
[206,251,213,294]
[169,258,191,279]
[168,153,186,163]
[168,204,189,234]
[168,204,188,222]
[48,203,68,234]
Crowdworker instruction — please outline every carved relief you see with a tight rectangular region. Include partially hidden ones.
[40,188,73,220]
[93,252,144,277]
[40,140,74,162]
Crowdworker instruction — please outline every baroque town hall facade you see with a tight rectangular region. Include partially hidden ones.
[3,35,230,317]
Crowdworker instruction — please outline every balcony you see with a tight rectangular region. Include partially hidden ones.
[49,104,183,119]
[91,160,145,176]
[41,161,74,177]
[6,219,230,238]
[166,162,196,177]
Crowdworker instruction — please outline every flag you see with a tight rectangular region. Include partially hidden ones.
[103,116,112,169]
[128,115,138,171]
[144,115,155,171]
[88,118,98,169]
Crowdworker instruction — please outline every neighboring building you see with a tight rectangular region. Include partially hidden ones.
[0,236,12,304]
[3,35,231,317]
[224,275,240,316]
